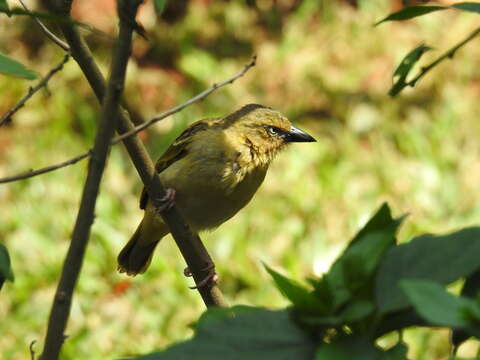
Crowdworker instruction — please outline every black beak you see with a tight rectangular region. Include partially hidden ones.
[283,125,316,143]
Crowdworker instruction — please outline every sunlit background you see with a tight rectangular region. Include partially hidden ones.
[1,0,480,359]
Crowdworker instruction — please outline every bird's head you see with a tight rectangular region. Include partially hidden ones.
[222,104,316,164]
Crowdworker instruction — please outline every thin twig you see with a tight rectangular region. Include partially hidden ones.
[0,151,90,184]
[115,56,256,143]
[0,57,255,183]
[0,54,70,127]
[39,1,142,359]
[40,0,226,307]
[409,26,480,88]
[29,340,37,360]
[17,0,70,51]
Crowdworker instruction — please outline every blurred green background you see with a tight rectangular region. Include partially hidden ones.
[2,0,480,359]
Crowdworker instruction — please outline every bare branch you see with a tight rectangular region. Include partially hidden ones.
[0,54,70,127]
[17,0,70,51]
[0,57,255,183]
[0,151,90,184]
[114,56,256,143]
[40,1,142,359]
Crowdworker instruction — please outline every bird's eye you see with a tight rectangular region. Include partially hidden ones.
[266,126,279,136]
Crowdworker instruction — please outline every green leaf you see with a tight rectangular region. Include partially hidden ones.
[0,0,9,13]
[316,336,381,360]
[382,343,409,360]
[401,279,474,328]
[389,44,432,97]
[264,264,328,314]
[0,8,99,34]
[0,53,37,80]
[339,300,375,323]
[129,306,316,360]
[154,0,168,15]
[320,205,403,309]
[375,227,480,314]
[375,5,447,26]
[451,2,480,14]
[349,203,401,247]
[316,336,407,360]
[0,243,14,290]
[375,308,428,336]
[452,270,480,350]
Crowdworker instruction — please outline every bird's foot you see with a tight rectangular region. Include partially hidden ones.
[155,188,176,213]
[184,263,218,289]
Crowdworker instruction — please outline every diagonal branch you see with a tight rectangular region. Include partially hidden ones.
[40,0,226,307]
[40,1,142,359]
[17,0,70,51]
[409,26,480,88]
[0,54,70,127]
[114,56,256,143]
[0,56,255,183]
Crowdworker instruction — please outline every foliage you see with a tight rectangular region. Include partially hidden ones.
[378,2,480,96]
[3,1,480,359]
[0,243,14,290]
[153,0,169,16]
[0,53,37,80]
[129,204,480,359]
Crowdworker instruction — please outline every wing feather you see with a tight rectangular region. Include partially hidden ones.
[139,118,220,209]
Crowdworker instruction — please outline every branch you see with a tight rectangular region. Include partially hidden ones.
[409,25,480,88]
[0,54,70,127]
[40,1,141,359]
[114,56,256,143]
[40,0,226,307]
[29,340,37,360]
[0,57,255,183]
[17,0,70,51]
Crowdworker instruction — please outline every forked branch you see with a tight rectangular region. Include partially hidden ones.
[40,0,226,307]
[0,57,255,183]
[40,1,142,359]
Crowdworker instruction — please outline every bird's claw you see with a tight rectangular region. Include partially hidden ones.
[185,263,218,289]
[155,188,176,213]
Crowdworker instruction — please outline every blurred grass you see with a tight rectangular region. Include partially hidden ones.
[2,0,480,359]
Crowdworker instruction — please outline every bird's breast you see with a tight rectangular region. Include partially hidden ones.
[159,150,267,231]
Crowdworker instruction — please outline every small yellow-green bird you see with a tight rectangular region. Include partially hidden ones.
[118,104,315,276]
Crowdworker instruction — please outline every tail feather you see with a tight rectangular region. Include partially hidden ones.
[118,218,167,276]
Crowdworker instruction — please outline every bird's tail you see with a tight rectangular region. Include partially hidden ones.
[117,217,169,276]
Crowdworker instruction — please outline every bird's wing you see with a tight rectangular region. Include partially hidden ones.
[139,118,220,209]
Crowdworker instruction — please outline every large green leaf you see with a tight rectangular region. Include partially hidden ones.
[451,2,480,14]
[265,264,328,314]
[0,53,37,80]
[0,243,14,290]
[129,306,315,360]
[375,227,480,314]
[375,5,446,26]
[388,44,432,97]
[401,279,480,331]
[300,298,375,328]
[320,204,403,309]
[349,203,399,247]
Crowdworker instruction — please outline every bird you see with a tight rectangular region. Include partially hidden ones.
[117,104,316,276]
